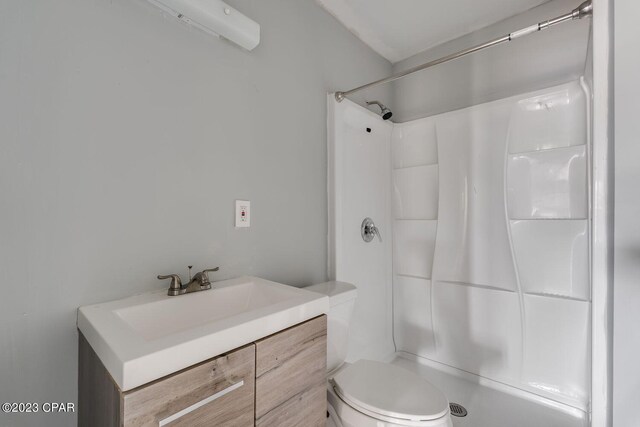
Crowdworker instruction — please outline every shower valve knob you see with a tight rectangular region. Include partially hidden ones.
[361,217,382,243]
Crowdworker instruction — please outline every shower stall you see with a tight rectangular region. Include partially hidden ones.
[327,0,611,425]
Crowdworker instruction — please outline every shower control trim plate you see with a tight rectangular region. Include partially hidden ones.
[361,217,382,243]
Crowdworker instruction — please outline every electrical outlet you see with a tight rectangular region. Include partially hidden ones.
[235,200,250,228]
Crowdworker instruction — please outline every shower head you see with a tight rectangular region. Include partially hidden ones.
[366,101,393,121]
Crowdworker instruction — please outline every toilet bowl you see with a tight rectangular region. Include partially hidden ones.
[306,281,453,427]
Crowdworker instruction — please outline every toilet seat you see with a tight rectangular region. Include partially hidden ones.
[331,360,450,423]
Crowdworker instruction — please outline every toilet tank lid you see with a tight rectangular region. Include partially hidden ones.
[306,281,357,307]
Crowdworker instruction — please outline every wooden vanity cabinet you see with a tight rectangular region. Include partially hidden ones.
[78,315,327,427]
[255,315,327,427]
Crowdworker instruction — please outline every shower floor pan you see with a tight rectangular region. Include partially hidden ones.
[389,354,589,427]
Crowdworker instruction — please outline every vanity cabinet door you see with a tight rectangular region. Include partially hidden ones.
[122,344,255,427]
[254,315,327,427]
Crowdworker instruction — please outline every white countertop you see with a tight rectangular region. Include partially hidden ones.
[77,276,329,391]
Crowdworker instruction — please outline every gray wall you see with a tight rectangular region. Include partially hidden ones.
[613,1,640,425]
[390,0,590,122]
[0,0,390,425]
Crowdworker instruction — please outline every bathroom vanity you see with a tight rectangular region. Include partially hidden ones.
[77,276,329,427]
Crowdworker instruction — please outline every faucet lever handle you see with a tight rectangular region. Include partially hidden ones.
[195,267,218,290]
[157,274,183,294]
[202,267,220,274]
[201,267,220,282]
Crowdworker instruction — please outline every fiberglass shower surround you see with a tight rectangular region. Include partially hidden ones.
[329,78,592,417]
[390,79,591,412]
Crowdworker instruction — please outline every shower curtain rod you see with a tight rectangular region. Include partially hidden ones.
[334,0,593,102]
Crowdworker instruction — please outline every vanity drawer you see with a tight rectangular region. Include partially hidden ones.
[122,344,255,427]
[254,315,327,427]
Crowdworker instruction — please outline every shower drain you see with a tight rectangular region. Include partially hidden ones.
[449,403,468,417]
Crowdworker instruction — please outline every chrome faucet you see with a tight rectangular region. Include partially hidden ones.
[157,267,219,296]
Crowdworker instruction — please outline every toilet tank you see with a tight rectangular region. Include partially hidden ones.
[306,281,357,373]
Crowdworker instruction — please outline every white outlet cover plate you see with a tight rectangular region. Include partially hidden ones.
[235,200,250,227]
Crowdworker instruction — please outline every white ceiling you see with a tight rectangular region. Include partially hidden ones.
[316,0,550,63]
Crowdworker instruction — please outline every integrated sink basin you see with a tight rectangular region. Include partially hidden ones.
[115,280,306,341]
[78,276,329,391]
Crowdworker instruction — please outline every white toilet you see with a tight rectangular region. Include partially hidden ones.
[307,281,453,427]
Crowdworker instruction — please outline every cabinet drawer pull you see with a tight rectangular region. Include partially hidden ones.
[158,380,244,426]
